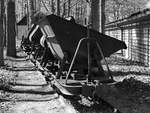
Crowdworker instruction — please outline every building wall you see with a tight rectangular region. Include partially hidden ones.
[105,20,150,66]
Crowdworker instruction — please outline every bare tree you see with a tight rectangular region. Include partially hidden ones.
[57,0,60,16]
[105,0,149,22]
[27,0,34,28]
[91,0,105,33]
[51,0,55,14]
[0,0,4,65]
[36,0,41,12]
[62,1,66,17]
[7,0,16,57]
[68,0,71,16]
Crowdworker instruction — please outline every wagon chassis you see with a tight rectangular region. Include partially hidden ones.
[28,36,121,113]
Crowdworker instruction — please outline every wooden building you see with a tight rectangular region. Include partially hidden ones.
[105,9,150,66]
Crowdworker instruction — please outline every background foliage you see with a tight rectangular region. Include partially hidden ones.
[105,0,150,23]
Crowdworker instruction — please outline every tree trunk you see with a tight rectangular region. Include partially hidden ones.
[3,13,6,47]
[68,0,71,16]
[7,0,16,57]
[51,0,55,14]
[0,0,4,66]
[57,0,60,16]
[91,0,105,33]
[62,2,66,17]
[27,0,35,28]
[36,0,41,12]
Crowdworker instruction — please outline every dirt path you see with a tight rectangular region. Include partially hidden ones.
[0,56,77,113]
[1,52,150,113]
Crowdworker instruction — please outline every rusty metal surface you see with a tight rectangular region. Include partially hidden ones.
[37,14,127,63]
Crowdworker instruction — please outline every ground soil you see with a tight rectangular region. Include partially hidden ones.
[1,49,150,113]
[0,51,76,113]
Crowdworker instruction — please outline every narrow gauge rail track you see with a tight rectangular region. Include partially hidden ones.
[0,57,77,113]
[20,14,150,113]
[33,59,121,113]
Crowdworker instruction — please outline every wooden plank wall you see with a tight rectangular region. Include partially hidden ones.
[105,20,150,66]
